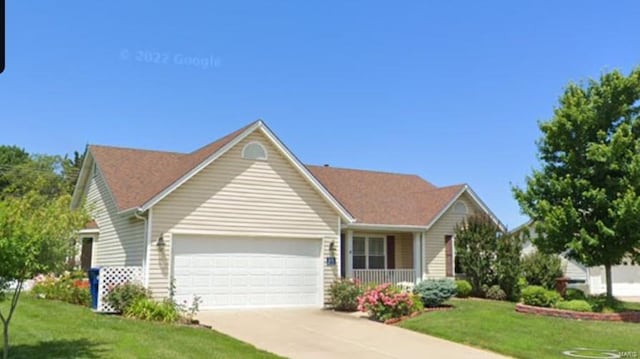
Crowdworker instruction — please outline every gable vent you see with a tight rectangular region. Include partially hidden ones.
[242,141,268,160]
[454,201,468,214]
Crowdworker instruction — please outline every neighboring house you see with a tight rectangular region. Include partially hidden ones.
[515,221,640,297]
[71,120,501,309]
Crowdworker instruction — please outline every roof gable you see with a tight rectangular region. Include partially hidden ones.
[86,122,253,212]
[76,120,353,222]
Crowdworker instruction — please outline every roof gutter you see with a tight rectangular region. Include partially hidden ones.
[343,223,428,232]
[119,207,141,217]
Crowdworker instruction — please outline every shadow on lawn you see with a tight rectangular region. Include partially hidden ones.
[7,338,106,358]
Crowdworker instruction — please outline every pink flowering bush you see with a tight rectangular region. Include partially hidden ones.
[329,278,363,311]
[357,283,422,321]
[30,271,90,306]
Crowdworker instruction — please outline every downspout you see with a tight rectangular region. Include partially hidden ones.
[134,209,149,287]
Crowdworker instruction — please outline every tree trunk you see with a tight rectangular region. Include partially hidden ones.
[2,321,8,359]
[1,280,23,359]
[605,263,613,299]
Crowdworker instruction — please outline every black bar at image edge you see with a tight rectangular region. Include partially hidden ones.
[0,0,4,74]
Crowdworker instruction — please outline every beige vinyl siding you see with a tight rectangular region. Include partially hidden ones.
[148,131,340,299]
[394,233,414,269]
[85,167,145,266]
[424,193,479,277]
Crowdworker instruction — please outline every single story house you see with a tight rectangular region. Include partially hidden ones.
[72,120,501,309]
[515,221,640,297]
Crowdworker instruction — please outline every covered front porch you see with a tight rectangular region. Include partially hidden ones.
[340,228,425,285]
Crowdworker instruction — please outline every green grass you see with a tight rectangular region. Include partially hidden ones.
[400,298,640,359]
[0,297,281,359]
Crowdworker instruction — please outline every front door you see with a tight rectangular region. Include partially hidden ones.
[80,237,93,271]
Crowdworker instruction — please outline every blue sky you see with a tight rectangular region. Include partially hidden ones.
[1,1,639,228]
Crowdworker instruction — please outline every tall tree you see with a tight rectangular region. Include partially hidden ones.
[454,213,501,297]
[0,146,29,194]
[514,67,640,299]
[1,155,68,200]
[62,151,85,196]
[0,192,88,359]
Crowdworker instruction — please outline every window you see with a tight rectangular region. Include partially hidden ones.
[352,235,386,269]
[368,237,385,269]
[353,237,366,269]
[242,141,268,160]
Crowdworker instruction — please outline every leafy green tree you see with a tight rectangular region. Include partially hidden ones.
[1,155,68,200]
[514,67,640,299]
[0,146,29,194]
[495,231,524,300]
[62,151,84,195]
[454,213,501,296]
[0,193,88,359]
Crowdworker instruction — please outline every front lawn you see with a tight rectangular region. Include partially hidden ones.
[1,297,281,359]
[400,298,640,359]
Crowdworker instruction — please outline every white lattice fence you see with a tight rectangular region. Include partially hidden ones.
[96,266,143,313]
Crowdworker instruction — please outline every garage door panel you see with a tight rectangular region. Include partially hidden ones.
[173,236,322,309]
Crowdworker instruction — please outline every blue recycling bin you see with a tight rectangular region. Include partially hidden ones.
[88,267,100,309]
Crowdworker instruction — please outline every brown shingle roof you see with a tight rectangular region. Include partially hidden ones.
[90,122,255,211]
[86,121,467,226]
[84,220,98,230]
[307,165,465,226]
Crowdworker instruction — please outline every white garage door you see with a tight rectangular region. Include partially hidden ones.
[588,265,640,297]
[172,236,323,309]
[611,265,640,297]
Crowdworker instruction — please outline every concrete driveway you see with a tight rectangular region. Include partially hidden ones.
[198,309,507,359]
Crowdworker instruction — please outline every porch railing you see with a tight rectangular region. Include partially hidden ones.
[353,269,416,284]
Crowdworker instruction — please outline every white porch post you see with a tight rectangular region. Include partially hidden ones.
[346,230,354,278]
[413,232,422,283]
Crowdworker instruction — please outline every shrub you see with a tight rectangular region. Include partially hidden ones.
[396,281,416,293]
[587,295,624,313]
[555,300,593,312]
[329,279,362,312]
[414,279,456,307]
[124,298,180,323]
[521,285,561,307]
[485,285,507,301]
[495,232,524,301]
[455,280,472,298]
[517,277,528,291]
[481,284,490,296]
[31,271,91,306]
[410,294,425,313]
[521,251,563,290]
[357,283,417,321]
[106,282,151,313]
[454,214,500,296]
[564,288,586,301]
[180,295,203,323]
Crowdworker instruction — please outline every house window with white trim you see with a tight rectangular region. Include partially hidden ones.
[353,236,386,269]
